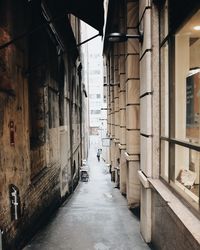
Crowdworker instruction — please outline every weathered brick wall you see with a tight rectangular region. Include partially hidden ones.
[0,41,62,250]
[0,1,82,249]
[2,164,61,250]
[0,12,31,246]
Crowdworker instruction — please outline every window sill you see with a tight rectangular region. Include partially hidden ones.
[138,170,150,188]
[149,178,200,245]
[173,180,199,203]
[124,152,139,161]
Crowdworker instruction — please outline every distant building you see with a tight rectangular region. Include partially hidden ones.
[81,23,109,163]
[81,24,104,135]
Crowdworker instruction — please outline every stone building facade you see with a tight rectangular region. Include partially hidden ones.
[104,0,200,249]
[0,0,105,249]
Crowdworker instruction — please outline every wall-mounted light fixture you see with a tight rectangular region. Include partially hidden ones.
[107,32,143,43]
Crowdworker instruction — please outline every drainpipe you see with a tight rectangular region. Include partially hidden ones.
[0,230,3,250]
[77,63,83,171]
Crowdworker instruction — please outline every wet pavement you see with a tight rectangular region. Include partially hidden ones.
[23,138,150,250]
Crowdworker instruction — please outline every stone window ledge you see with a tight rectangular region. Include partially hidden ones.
[113,138,120,144]
[124,151,139,161]
[138,170,150,188]
[118,143,126,150]
[148,178,200,245]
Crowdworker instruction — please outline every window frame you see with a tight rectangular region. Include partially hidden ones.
[159,0,200,210]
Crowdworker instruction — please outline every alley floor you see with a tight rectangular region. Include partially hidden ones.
[23,137,151,250]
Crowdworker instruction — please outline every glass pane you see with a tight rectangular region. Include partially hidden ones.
[161,140,169,181]
[160,42,169,137]
[160,0,168,41]
[173,144,199,205]
[175,9,200,144]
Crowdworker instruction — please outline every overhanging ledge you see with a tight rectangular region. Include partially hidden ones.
[66,0,104,35]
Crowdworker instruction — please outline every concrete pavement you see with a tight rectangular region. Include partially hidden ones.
[23,139,151,250]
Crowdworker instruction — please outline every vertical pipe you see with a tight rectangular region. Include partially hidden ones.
[78,64,82,178]
[0,231,2,250]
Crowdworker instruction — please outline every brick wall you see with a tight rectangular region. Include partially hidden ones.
[2,164,61,250]
[0,1,82,249]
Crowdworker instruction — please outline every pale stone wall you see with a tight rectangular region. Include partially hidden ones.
[119,42,127,194]
[139,0,153,242]
[114,45,120,145]
[125,0,140,208]
[104,0,200,248]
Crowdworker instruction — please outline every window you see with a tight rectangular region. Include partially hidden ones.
[160,2,200,210]
[89,94,101,99]
[90,110,101,114]
[160,41,169,181]
[175,12,200,143]
[59,60,65,126]
[160,1,169,181]
[173,10,200,207]
[89,70,100,75]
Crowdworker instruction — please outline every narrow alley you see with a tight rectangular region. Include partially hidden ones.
[23,136,150,250]
[1,1,200,249]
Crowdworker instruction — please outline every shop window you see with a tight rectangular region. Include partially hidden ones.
[160,3,200,209]
[175,10,200,143]
[172,9,200,207]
